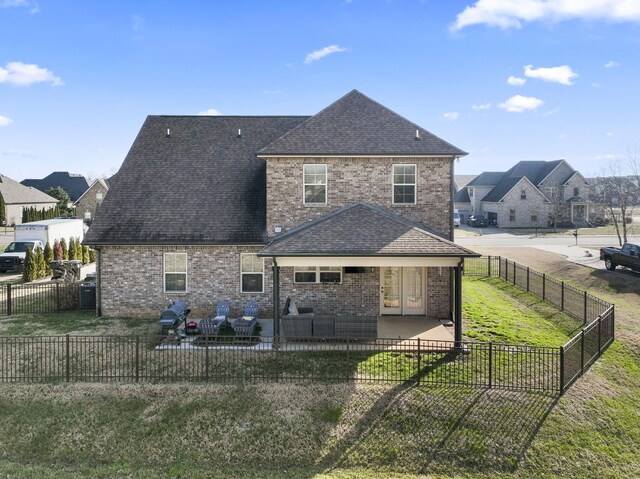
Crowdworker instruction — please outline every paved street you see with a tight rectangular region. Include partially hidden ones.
[453,228,640,270]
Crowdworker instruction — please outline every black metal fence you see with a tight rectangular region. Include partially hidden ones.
[464,256,615,393]
[0,335,560,391]
[0,282,89,315]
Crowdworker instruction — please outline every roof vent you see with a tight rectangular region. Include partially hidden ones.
[415,129,421,141]
[237,128,242,138]
[166,128,171,138]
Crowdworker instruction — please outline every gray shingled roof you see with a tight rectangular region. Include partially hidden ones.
[454,187,470,203]
[21,171,90,202]
[454,175,477,192]
[84,116,308,245]
[481,176,523,202]
[0,174,58,204]
[259,90,467,157]
[466,172,503,187]
[259,202,478,257]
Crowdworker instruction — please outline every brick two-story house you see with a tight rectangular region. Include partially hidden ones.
[84,90,478,340]
[455,160,592,228]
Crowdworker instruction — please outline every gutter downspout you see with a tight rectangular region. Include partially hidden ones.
[454,258,463,350]
[272,257,280,350]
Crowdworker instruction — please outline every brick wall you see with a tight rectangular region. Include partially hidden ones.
[98,245,451,320]
[76,181,109,222]
[265,157,452,239]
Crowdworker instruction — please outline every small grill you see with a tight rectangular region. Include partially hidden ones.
[159,300,191,330]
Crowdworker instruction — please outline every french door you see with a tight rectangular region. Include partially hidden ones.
[380,267,426,315]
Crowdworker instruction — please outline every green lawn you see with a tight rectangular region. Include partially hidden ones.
[0,275,637,478]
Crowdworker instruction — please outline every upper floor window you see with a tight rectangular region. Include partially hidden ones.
[393,164,416,204]
[573,187,579,196]
[241,253,264,293]
[544,187,557,199]
[469,188,474,197]
[520,189,527,200]
[509,209,516,222]
[164,253,187,292]
[303,164,327,205]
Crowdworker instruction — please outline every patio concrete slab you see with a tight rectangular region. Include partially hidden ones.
[377,316,454,342]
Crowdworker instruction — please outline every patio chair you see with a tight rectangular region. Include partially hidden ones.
[198,299,231,337]
[233,300,259,337]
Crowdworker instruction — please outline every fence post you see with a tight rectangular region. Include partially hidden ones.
[597,315,602,357]
[205,337,210,381]
[135,336,140,382]
[513,261,517,285]
[56,282,61,313]
[498,256,502,279]
[580,329,585,373]
[6,284,11,316]
[542,274,546,300]
[416,338,421,386]
[488,342,493,388]
[561,282,565,311]
[65,334,70,382]
[583,292,588,324]
[487,256,491,277]
[526,267,530,292]
[559,346,565,395]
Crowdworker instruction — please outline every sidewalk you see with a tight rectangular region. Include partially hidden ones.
[531,245,604,269]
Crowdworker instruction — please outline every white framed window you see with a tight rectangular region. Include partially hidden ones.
[520,189,527,200]
[164,253,187,293]
[393,164,416,204]
[241,253,264,293]
[531,211,538,222]
[469,188,473,197]
[294,266,342,284]
[544,187,557,199]
[303,164,327,205]
[509,209,516,222]
[573,186,580,196]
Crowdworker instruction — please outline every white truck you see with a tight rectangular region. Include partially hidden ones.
[0,219,84,273]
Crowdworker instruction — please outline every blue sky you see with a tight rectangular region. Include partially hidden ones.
[1,0,639,182]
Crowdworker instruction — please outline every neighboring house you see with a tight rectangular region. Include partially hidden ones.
[454,160,592,228]
[21,171,90,203]
[453,174,478,224]
[85,90,478,342]
[74,178,110,224]
[0,174,58,225]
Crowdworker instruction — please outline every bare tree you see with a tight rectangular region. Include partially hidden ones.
[593,157,638,246]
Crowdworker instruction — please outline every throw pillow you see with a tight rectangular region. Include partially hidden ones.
[288,299,299,315]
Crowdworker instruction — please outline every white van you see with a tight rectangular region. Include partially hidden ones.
[453,209,461,227]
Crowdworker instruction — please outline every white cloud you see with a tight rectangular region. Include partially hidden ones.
[0,61,62,86]
[592,82,602,88]
[604,60,619,68]
[197,108,221,116]
[594,154,616,160]
[498,95,544,112]
[472,103,492,110]
[524,64,577,85]
[304,45,348,64]
[0,114,13,126]
[507,75,526,86]
[444,111,459,120]
[131,15,145,32]
[451,0,640,31]
[1,0,39,13]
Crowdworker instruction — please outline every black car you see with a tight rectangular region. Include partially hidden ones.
[468,214,488,227]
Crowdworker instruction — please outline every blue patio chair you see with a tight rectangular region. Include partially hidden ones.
[233,300,259,337]
[199,299,231,337]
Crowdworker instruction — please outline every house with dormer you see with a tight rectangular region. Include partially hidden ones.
[84,90,478,341]
[454,160,592,228]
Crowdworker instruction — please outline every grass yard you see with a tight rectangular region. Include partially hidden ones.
[0,264,638,478]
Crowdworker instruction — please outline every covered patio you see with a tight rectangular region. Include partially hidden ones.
[258,202,480,348]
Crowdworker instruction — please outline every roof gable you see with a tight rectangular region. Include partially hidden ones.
[259,90,466,157]
[467,172,504,187]
[259,202,477,257]
[454,187,470,203]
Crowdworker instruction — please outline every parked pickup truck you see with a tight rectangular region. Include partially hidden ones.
[0,240,45,273]
[600,243,640,271]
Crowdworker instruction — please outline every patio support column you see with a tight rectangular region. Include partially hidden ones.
[272,258,280,350]
[454,262,463,349]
